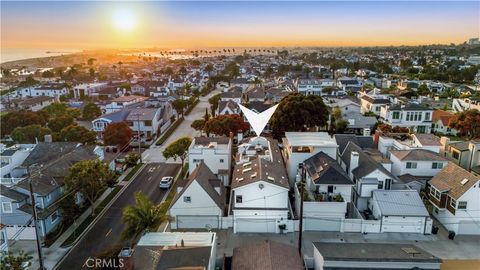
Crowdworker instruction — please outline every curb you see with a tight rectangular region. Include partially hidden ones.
[53,163,147,269]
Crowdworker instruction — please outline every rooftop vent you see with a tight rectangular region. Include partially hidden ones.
[251,172,257,178]
[461,178,469,185]
[237,177,244,182]
[243,162,252,167]
[267,176,275,182]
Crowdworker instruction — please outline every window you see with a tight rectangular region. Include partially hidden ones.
[193,159,203,163]
[458,201,467,210]
[144,120,152,127]
[183,196,191,203]
[425,112,431,121]
[220,159,224,163]
[450,198,457,209]
[51,211,58,223]
[375,106,380,112]
[430,187,441,200]
[236,195,243,203]
[2,202,12,213]
[378,181,384,189]
[406,162,417,169]
[392,111,400,119]
[452,151,460,160]
[46,194,51,202]
[432,162,444,169]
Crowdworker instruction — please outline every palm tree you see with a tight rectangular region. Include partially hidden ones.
[121,192,168,242]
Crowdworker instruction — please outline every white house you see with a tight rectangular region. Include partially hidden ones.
[103,95,147,114]
[389,149,448,177]
[231,157,290,233]
[359,90,391,115]
[452,98,480,113]
[295,79,334,96]
[298,152,353,231]
[0,144,35,185]
[169,162,225,230]
[379,103,433,134]
[72,82,108,99]
[339,142,397,211]
[282,132,338,183]
[15,84,69,98]
[428,163,480,235]
[378,133,441,156]
[323,97,361,115]
[370,190,432,234]
[432,110,458,136]
[10,96,56,112]
[125,107,163,142]
[188,137,232,186]
[217,100,240,116]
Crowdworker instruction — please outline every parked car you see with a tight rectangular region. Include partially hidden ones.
[159,176,174,189]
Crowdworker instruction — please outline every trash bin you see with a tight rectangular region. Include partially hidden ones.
[448,231,456,240]
[431,226,439,234]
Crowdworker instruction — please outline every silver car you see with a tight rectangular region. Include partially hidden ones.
[159,176,174,189]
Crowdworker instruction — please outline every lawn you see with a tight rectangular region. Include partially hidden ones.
[155,117,184,145]
[122,163,143,181]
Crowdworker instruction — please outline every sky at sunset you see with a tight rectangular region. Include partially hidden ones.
[1,1,479,49]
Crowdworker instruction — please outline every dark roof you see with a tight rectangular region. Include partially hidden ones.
[193,136,230,146]
[388,103,433,111]
[341,141,396,180]
[134,246,211,270]
[18,202,59,220]
[247,101,271,113]
[334,134,374,155]
[0,149,17,157]
[0,185,28,202]
[218,100,239,113]
[232,240,303,270]
[19,143,99,195]
[171,162,225,210]
[304,152,353,185]
[313,242,441,263]
[361,95,390,104]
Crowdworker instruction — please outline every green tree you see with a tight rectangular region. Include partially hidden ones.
[42,70,55,78]
[208,93,221,116]
[417,83,431,96]
[121,192,168,241]
[172,99,189,117]
[0,111,48,135]
[163,136,192,167]
[60,125,96,144]
[65,159,112,215]
[125,152,140,167]
[191,119,206,135]
[204,114,249,137]
[270,93,329,139]
[87,58,96,66]
[48,115,74,132]
[11,125,52,143]
[82,102,102,120]
[103,122,133,149]
[42,103,69,118]
[0,250,32,270]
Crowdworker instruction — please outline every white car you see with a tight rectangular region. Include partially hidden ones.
[159,176,174,189]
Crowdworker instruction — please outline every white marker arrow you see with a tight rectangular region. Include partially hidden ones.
[238,104,279,137]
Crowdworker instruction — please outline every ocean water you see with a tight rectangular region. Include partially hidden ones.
[0,48,80,64]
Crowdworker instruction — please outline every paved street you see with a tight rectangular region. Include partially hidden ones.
[142,89,222,163]
[56,163,180,269]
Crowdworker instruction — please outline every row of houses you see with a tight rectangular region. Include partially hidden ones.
[167,130,480,236]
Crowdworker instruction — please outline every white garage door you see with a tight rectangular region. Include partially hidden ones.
[382,216,424,233]
[458,220,480,235]
[304,217,341,231]
[6,226,37,240]
[236,219,276,233]
[176,215,219,229]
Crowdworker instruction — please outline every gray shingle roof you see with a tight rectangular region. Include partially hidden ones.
[390,149,446,161]
[304,152,353,185]
[372,190,429,216]
[233,240,303,270]
[334,134,374,155]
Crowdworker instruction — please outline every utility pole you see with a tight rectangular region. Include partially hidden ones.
[27,165,45,270]
[298,163,305,256]
[133,112,144,163]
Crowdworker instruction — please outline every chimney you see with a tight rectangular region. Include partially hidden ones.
[44,134,52,143]
[349,151,359,179]
[118,247,134,270]
[373,130,381,147]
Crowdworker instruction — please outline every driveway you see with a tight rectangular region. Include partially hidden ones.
[142,89,222,163]
[56,163,180,269]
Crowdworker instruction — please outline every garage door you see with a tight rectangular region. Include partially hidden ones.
[235,219,276,233]
[382,216,424,233]
[458,220,480,235]
[304,217,341,231]
[176,215,219,229]
[6,226,37,240]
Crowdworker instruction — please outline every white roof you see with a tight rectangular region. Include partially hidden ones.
[137,232,215,247]
[285,132,337,147]
[372,190,429,217]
